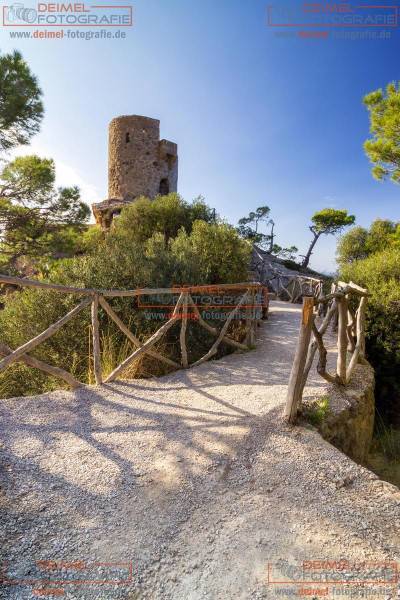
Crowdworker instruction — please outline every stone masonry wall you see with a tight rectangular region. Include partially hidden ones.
[108,115,178,201]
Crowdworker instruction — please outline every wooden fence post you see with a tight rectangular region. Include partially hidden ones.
[245,290,254,348]
[336,295,348,384]
[262,286,269,320]
[283,296,315,424]
[331,284,339,332]
[346,303,356,352]
[357,296,367,358]
[345,296,367,382]
[250,289,257,345]
[91,294,102,385]
[317,281,325,317]
[180,293,189,368]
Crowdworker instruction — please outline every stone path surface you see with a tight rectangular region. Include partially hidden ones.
[0,301,399,599]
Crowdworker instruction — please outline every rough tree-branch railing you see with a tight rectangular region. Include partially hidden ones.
[252,246,324,303]
[284,280,369,424]
[273,275,323,304]
[0,274,263,388]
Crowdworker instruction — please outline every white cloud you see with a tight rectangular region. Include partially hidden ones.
[55,160,101,207]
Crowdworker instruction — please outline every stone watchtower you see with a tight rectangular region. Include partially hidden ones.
[92,115,178,229]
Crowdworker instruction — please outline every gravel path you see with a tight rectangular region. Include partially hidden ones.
[0,301,399,599]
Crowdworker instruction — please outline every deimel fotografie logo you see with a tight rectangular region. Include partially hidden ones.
[5,3,37,23]
[2,3,133,26]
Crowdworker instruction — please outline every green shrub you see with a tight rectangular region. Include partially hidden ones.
[170,220,251,284]
[337,219,400,267]
[340,247,400,423]
[110,193,214,246]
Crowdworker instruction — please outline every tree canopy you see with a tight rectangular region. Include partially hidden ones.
[0,155,90,271]
[236,205,298,259]
[337,219,400,266]
[111,193,215,247]
[237,206,272,248]
[301,208,355,268]
[364,82,400,184]
[170,220,251,284]
[0,50,44,151]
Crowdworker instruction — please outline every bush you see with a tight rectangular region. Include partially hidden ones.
[337,219,400,267]
[0,195,252,397]
[170,221,251,284]
[110,193,214,246]
[340,247,400,424]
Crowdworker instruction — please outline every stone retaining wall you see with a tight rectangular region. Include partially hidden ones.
[318,362,375,463]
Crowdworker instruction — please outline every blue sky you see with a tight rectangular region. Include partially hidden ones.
[1,0,399,271]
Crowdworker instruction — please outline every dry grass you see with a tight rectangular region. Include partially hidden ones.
[87,325,176,384]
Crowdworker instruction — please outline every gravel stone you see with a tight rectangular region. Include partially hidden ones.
[0,301,399,599]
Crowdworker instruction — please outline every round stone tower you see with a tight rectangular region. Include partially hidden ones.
[92,115,178,229]
[108,115,178,201]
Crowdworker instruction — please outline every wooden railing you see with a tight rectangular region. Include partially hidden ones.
[273,275,323,304]
[284,280,369,423]
[0,275,263,389]
[251,246,324,303]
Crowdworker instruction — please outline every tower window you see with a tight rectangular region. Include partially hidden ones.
[125,132,130,143]
[159,178,169,195]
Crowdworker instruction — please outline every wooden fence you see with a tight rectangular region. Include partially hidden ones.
[284,280,369,424]
[272,275,323,304]
[0,275,264,389]
[251,246,324,303]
